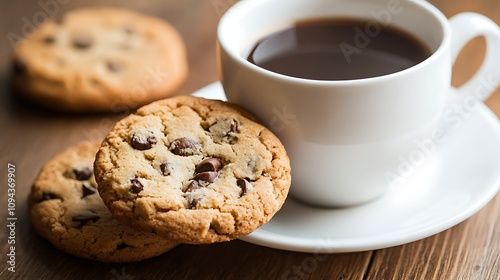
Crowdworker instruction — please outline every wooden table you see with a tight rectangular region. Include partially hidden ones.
[1,0,498,279]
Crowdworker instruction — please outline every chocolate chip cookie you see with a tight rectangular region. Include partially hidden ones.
[94,96,291,244]
[11,7,187,112]
[28,141,178,262]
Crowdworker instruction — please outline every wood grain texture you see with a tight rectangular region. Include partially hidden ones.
[0,0,498,279]
[366,195,500,280]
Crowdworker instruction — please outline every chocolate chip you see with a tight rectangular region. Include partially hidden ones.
[217,119,238,134]
[43,35,56,44]
[246,157,259,173]
[81,183,96,198]
[229,120,238,133]
[170,138,201,156]
[117,243,130,250]
[192,171,218,183]
[184,180,199,193]
[39,193,61,202]
[72,167,92,181]
[130,178,144,193]
[72,214,100,225]
[160,162,172,176]
[237,179,251,197]
[124,26,134,34]
[208,118,239,142]
[131,132,157,150]
[106,61,121,72]
[72,34,92,49]
[12,58,27,75]
[195,158,222,173]
[189,196,203,209]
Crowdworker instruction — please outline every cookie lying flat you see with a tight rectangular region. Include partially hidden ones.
[28,141,177,262]
[94,96,291,244]
[11,7,187,112]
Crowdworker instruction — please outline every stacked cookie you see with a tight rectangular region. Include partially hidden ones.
[29,96,292,262]
[29,141,178,262]
[11,7,187,112]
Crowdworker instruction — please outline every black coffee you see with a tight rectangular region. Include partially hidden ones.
[248,18,432,80]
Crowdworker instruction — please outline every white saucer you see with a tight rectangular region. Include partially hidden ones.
[193,82,500,253]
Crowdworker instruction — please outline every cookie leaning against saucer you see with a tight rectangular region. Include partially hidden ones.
[94,96,291,244]
[28,141,178,262]
[11,7,187,112]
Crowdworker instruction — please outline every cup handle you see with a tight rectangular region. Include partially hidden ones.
[449,13,500,101]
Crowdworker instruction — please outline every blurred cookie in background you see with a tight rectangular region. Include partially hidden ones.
[11,7,188,113]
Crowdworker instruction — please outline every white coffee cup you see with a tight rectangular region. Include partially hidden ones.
[217,0,500,207]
